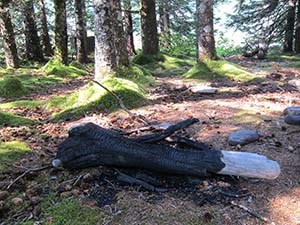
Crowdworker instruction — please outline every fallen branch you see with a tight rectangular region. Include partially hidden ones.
[7,164,51,190]
[231,201,275,225]
[220,191,250,198]
[92,80,151,126]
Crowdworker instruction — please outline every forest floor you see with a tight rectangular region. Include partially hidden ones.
[0,54,300,225]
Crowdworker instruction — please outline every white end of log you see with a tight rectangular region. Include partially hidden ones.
[218,151,280,180]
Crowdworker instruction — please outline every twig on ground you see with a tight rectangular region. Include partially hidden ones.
[7,164,51,190]
[231,201,275,225]
[220,191,250,198]
[92,80,152,126]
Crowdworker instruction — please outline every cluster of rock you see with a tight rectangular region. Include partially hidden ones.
[283,106,300,126]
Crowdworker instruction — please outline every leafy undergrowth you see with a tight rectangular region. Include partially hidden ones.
[133,53,194,76]
[0,78,27,98]
[49,65,153,121]
[0,111,36,127]
[41,59,88,78]
[183,60,256,82]
[0,141,31,170]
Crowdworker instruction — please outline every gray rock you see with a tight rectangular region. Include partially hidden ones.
[190,86,218,94]
[284,115,300,125]
[228,130,259,146]
[288,79,300,91]
[283,106,300,116]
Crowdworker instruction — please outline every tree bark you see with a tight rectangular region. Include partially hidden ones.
[112,0,129,66]
[75,0,88,63]
[124,0,136,55]
[39,0,53,57]
[94,0,117,81]
[54,0,68,65]
[0,0,19,68]
[295,0,300,52]
[140,0,159,55]
[53,120,280,180]
[24,0,44,62]
[196,0,217,61]
[283,4,296,52]
[159,1,170,49]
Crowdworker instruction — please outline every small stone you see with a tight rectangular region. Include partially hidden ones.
[190,86,218,94]
[288,146,295,152]
[284,115,300,126]
[30,196,41,206]
[283,106,300,116]
[82,173,94,183]
[11,197,23,206]
[228,130,259,146]
[288,79,300,90]
[0,191,9,201]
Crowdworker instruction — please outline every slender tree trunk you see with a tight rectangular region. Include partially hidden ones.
[283,4,296,52]
[94,0,117,81]
[159,1,170,49]
[196,0,217,61]
[124,0,136,55]
[39,0,53,56]
[295,0,300,52]
[24,0,44,62]
[54,0,68,65]
[75,0,88,63]
[140,0,159,55]
[0,0,19,68]
[112,0,129,66]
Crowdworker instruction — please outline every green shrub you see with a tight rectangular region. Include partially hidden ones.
[0,78,27,98]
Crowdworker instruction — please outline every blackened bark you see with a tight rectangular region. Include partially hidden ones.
[196,0,217,61]
[159,1,170,49]
[94,0,117,81]
[112,0,129,66]
[140,0,159,55]
[75,0,88,63]
[24,0,44,62]
[283,4,296,52]
[39,0,53,57]
[0,0,19,68]
[295,0,300,52]
[54,0,68,65]
[124,0,136,55]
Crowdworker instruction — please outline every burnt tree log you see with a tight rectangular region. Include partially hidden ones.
[53,119,280,180]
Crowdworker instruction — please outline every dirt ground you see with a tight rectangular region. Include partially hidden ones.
[1,57,300,225]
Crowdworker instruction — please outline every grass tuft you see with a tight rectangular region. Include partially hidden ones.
[41,59,88,78]
[183,60,256,82]
[0,111,36,127]
[0,77,27,98]
[0,141,31,170]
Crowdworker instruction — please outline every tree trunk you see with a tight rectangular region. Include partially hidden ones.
[39,0,53,57]
[283,4,296,52]
[0,0,19,68]
[24,0,44,62]
[295,0,300,52]
[159,1,170,49]
[53,120,280,180]
[196,0,217,61]
[75,0,88,63]
[140,0,159,55]
[54,0,68,65]
[112,0,129,66]
[124,0,136,55]
[94,0,117,81]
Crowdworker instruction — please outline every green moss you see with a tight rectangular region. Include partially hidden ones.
[41,59,88,78]
[183,60,256,82]
[0,100,44,109]
[0,111,36,127]
[232,109,268,124]
[0,141,31,170]
[69,61,86,70]
[133,53,194,76]
[0,78,27,98]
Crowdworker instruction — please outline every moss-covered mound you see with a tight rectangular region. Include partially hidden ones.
[49,65,153,121]
[0,141,31,170]
[41,59,88,78]
[0,111,35,127]
[0,78,27,98]
[183,60,256,82]
[133,53,194,76]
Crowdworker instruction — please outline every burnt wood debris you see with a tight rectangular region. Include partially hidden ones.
[53,118,280,180]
